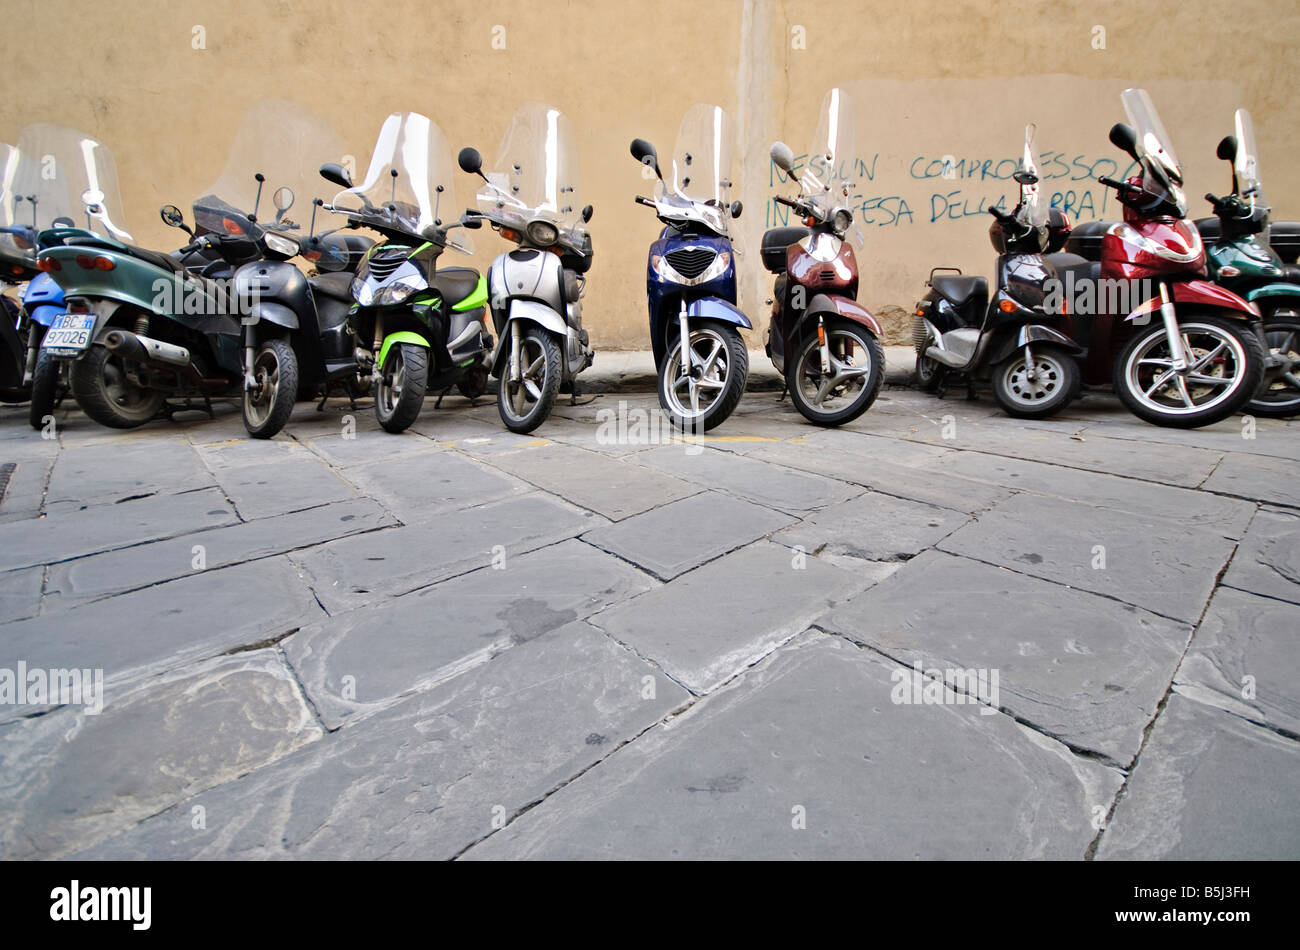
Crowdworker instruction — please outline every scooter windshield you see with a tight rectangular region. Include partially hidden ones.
[0,143,29,263]
[647,103,734,239]
[336,111,470,254]
[1233,108,1265,209]
[1121,88,1187,216]
[1015,123,1049,230]
[193,99,348,248]
[801,86,865,250]
[11,124,133,244]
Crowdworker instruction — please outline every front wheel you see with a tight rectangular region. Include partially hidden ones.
[70,344,164,429]
[991,345,1079,419]
[658,321,748,432]
[374,342,428,433]
[28,349,60,430]
[498,324,561,434]
[1246,312,1300,418]
[1113,314,1265,429]
[787,320,884,426]
[243,338,299,439]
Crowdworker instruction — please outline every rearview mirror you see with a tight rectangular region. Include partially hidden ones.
[319,162,353,189]
[273,186,294,216]
[1108,123,1139,160]
[730,200,743,219]
[80,188,105,212]
[770,142,796,175]
[457,147,484,177]
[1216,134,1238,163]
[581,204,594,223]
[160,204,186,228]
[630,139,661,180]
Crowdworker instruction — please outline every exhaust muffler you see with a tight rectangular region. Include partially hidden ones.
[102,330,192,368]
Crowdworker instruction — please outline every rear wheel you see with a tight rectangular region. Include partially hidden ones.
[1114,314,1265,428]
[992,345,1079,419]
[787,320,884,426]
[498,325,561,434]
[658,321,748,432]
[243,338,298,439]
[71,344,164,429]
[28,349,60,430]
[1246,311,1300,418]
[374,342,428,433]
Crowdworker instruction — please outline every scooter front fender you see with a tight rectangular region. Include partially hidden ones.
[685,296,752,330]
[1127,279,1260,320]
[1244,282,1300,307]
[490,299,567,377]
[804,293,882,337]
[245,301,299,331]
[378,330,429,370]
[985,325,1085,367]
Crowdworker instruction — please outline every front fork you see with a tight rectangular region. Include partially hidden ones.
[817,314,831,374]
[243,323,258,390]
[23,322,40,385]
[678,300,692,378]
[509,321,522,382]
[1158,281,1190,371]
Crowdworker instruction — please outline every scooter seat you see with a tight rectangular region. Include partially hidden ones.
[430,267,480,307]
[930,274,987,309]
[310,271,355,303]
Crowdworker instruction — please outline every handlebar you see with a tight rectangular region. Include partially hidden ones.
[774,195,800,210]
[1099,176,1141,197]
[634,195,655,207]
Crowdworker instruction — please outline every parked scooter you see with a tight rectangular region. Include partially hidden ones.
[912,124,1083,418]
[320,111,490,434]
[628,103,749,431]
[1048,89,1265,428]
[764,88,885,426]
[0,141,46,404]
[458,102,596,433]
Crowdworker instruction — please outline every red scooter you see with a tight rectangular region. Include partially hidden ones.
[1061,88,1265,428]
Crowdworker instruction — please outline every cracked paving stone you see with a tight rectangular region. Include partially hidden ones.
[43,438,214,511]
[0,648,322,860]
[70,621,690,860]
[43,497,396,610]
[0,557,324,721]
[937,492,1237,623]
[1201,451,1300,509]
[592,541,865,694]
[581,491,794,580]
[1174,586,1300,737]
[462,633,1121,860]
[818,549,1190,763]
[1095,692,1300,860]
[0,566,42,623]
[213,456,358,520]
[294,493,604,614]
[774,491,969,562]
[284,539,656,728]
[1221,507,1300,606]
[0,486,237,572]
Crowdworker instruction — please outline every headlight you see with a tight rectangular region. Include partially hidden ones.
[832,209,853,235]
[264,232,298,257]
[526,219,559,247]
[373,275,425,307]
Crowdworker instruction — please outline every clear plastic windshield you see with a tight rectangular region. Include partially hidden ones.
[10,124,132,243]
[802,87,857,217]
[1233,108,1263,207]
[646,104,735,238]
[478,102,582,230]
[1016,123,1048,229]
[193,99,348,243]
[336,111,470,253]
[0,143,28,262]
[1121,88,1186,213]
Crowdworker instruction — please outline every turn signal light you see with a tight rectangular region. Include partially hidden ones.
[500,228,520,243]
[804,216,816,226]
[999,298,1018,314]
[75,255,115,271]
[222,217,244,236]
[37,257,60,273]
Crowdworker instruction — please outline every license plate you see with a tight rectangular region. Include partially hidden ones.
[42,314,95,355]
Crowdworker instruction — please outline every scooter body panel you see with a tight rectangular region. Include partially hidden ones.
[646,231,738,368]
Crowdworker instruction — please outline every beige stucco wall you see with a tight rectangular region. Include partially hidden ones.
[3,0,1297,348]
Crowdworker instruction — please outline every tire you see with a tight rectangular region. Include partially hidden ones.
[1113,314,1265,429]
[787,320,884,426]
[498,324,562,434]
[243,338,298,439]
[374,341,428,433]
[28,349,59,431]
[915,348,945,393]
[70,343,164,429]
[1246,311,1300,418]
[657,321,748,433]
[991,345,1079,419]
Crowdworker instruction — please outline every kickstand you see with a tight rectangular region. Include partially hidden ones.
[434,384,453,409]
[965,376,978,402]
[316,389,330,412]
[777,380,788,402]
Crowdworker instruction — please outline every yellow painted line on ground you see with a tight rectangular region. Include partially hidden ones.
[698,435,781,443]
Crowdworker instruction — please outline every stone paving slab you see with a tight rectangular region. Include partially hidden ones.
[464,634,1121,860]
[0,565,42,624]
[213,456,359,520]
[1174,586,1300,737]
[44,438,213,510]
[592,541,865,694]
[774,490,969,563]
[0,486,237,572]
[1095,692,1300,860]
[73,621,690,860]
[0,557,323,720]
[43,497,396,611]
[293,493,604,614]
[1221,507,1300,606]
[818,549,1190,764]
[581,491,795,581]
[339,449,526,523]
[1200,452,1300,509]
[633,444,862,514]
[487,442,701,521]
[0,648,322,860]
[284,539,656,728]
[937,492,1237,623]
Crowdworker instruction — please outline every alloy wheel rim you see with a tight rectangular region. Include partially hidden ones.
[379,349,405,416]
[1125,322,1248,415]
[797,328,871,414]
[1255,327,1300,408]
[664,327,729,420]
[245,350,280,426]
[1002,354,1064,407]
[504,337,546,420]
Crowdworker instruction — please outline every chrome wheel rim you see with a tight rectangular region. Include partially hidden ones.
[663,327,730,420]
[1124,322,1248,416]
[378,348,406,417]
[503,336,546,421]
[1000,353,1066,408]
[244,348,280,427]
[797,328,871,414]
